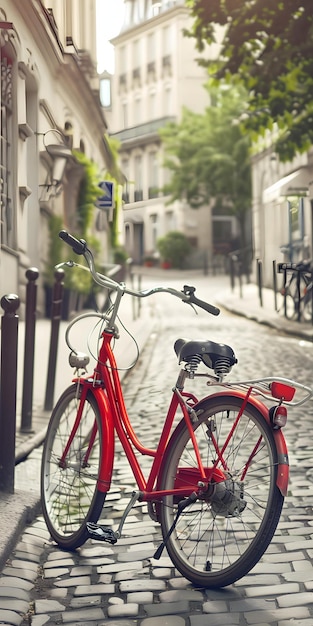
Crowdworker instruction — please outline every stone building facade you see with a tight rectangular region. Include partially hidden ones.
[0,0,112,316]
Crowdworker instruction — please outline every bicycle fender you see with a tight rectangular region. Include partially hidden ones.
[194,391,289,496]
[80,384,114,493]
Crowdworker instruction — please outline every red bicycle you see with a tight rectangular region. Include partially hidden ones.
[41,231,312,588]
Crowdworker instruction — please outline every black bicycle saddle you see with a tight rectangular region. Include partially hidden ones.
[174,338,237,371]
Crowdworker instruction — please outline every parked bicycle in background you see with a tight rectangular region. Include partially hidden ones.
[278,260,313,323]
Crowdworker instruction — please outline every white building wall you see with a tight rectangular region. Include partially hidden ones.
[109,1,230,267]
[251,141,313,286]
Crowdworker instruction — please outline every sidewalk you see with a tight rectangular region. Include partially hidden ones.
[0,269,312,570]
[216,278,313,342]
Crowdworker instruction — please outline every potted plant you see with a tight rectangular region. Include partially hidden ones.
[143,254,156,267]
[113,246,129,281]
[113,246,129,265]
[161,260,171,269]
[157,231,192,270]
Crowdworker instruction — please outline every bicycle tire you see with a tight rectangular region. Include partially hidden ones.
[283,275,298,319]
[302,287,313,322]
[159,395,284,588]
[41,384,106,550]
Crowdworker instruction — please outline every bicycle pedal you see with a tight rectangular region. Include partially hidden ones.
[86,522,118,544]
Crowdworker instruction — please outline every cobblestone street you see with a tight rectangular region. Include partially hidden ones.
[1,272,313,626]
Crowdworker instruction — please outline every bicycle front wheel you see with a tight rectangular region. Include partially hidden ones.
[283,276,298,319]
[303,288,313,322]
[41,384,106,550]
[159,396,284,588]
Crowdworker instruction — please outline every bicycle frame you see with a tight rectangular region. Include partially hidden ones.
[70,328,209,501]
[66,326,290,504]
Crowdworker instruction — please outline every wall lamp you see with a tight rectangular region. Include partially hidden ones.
[38,129,73,201]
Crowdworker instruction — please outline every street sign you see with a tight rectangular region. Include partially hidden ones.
[97,181,115,209]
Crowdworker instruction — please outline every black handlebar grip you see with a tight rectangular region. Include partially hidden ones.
[189,293,220,316]
[182,285,220,316]
[59,230,87,255]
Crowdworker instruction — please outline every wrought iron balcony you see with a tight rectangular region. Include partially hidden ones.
[134,189,143,202]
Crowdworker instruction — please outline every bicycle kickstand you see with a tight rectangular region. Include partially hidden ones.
[86,491,142,544]
[154,491,198,560]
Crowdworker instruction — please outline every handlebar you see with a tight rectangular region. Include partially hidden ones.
[58,230,220,318]
[180,285,220,316]
[59,230,87,255]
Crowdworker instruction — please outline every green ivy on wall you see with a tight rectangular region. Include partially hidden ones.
[72,150,103,238]
[46,138,123,299]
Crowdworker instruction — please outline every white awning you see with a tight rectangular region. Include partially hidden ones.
[124,211,143,224]
[263,167,311,203]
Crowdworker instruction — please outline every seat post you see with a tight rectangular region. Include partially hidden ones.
[175,368,188,391]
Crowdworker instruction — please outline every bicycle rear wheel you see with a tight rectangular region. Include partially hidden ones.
[159,396,283,588]
[41,384,106,550]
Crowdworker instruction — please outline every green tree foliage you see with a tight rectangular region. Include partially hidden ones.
[159,84,251,248]
[185,0,313,161]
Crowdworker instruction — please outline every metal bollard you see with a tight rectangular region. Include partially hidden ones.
[137,274,142,318]
[130,271,136,321]
[273,260,278,311]
[0,294,20,493]
[311,268,313,326]
[203,250,208,276]
[296,269,301,322]
[21,267,39,432]
[229,255,236,291]
[44,268,64,411]
[256,259,263,307]
[283,266,288,318]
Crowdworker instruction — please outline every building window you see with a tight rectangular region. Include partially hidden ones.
[134,96,142,125]
[165,211,175,231]
[121,101,128,128]
[150,213,159,248]
[132,39,141,68]
[148,152,159,198]
[121,158,130,203]
[0,53,14,248]
[164,85,172,115]
[100,76,112,108]
[151,1,162,17]
[162,25,172,55]
[147,32,155,63]
[149,90,156,119]
[134,154,143,201]
[120,46,127,73]
[213,218,233,244]
[288,197,304,260]
[64,1,73,45]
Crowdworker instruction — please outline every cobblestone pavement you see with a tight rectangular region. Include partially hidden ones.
[1,274,313,626]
